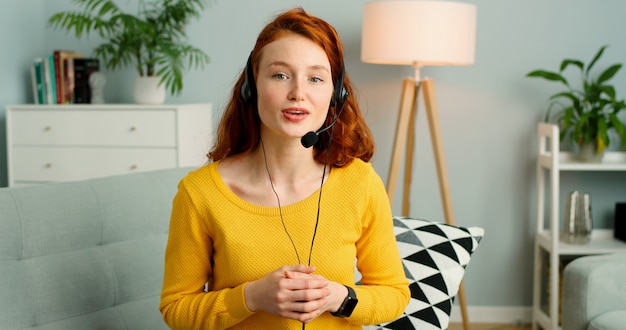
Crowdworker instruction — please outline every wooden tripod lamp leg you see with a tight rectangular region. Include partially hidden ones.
[386,77,470,329]
[386,78,417,207]
[421,78,455,226]
[421,78,471,330]
[402,82,419,216]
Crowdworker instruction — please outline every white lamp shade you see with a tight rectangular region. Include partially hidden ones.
[361,0,477,67]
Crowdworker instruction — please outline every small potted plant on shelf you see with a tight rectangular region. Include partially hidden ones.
[48,0,210,104]
[526,45,626,162]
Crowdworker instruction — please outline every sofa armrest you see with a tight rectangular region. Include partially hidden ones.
[562,253,626,330]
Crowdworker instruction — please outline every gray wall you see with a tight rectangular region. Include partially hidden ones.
[2,0,626,317]
[0,0,47,187]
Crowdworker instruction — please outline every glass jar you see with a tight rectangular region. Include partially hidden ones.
[562,190,593,244]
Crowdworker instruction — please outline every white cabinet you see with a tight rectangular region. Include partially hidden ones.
[532,123,626,330]
[5,104,213,187]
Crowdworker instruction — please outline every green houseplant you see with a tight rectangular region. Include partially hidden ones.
[526,45,626,160]
[48,0,210,101]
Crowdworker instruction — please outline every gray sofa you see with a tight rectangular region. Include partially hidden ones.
[562,252,626,330]
[0,167,193,330]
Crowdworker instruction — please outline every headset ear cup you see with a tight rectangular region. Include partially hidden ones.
[241,78,250,102]
[331,87,348,107]
[332,67,348,107]
[241,53,255,103]
[338,87,348,104]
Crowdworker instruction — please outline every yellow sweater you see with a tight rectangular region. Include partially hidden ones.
[160,159,409,329]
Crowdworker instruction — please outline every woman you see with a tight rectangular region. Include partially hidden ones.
[160,8,409,329]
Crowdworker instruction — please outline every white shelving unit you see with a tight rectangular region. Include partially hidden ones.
[532,123,626,330]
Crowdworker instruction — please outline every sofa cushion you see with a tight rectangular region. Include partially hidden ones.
[0,167,191,330]
[588,310,626,330]
[373,217,484,330]
[563,253,626,330]
[15,296,164,330]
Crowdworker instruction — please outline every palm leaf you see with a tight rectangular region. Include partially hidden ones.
[48,0,211,96]
[526,45,626,150]
[597,64,622,85]
[586,45,608,76]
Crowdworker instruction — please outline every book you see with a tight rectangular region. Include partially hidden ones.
[47,54,57,104]
[64,57,75,104]
[32,58,45,104]
[30,63,39,104]
[73,58,100,104]
[42,54,56,104]
[53,50,83,104]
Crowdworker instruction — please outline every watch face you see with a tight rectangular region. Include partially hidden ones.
[332,285,359,317]
[342,295,358,316]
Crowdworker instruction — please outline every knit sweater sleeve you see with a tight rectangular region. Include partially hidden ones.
[347,162,410,326]
[159,175,254,329]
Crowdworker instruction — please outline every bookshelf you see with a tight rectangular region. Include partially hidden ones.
[531,123,626,330]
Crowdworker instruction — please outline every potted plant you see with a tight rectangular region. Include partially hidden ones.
[48,0,210,104]
[526,45,626,161]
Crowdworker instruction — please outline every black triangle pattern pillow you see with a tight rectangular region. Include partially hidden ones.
[368,217,484,330]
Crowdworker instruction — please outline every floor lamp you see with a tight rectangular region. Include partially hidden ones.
[362,1,477,330]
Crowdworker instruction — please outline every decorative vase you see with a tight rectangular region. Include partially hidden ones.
[576,141,604,163]
[89,72,106,104]
[562,191,593,244]
[133,76,165,105]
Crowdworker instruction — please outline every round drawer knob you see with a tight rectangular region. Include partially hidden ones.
[130,164,138,170]
[129,126,137,132]
[45,163,53,168]
[44,126,52,131]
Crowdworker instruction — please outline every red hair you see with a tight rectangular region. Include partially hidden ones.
[209,8,374,167]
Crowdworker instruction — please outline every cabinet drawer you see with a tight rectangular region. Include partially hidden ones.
[12,146,177,183]
[10,110,176,147]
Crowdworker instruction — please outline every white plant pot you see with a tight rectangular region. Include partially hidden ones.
[134,76,166,105]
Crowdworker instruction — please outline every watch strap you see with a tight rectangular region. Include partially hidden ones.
[331,285,358,317]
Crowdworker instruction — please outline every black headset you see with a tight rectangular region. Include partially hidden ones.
[240,52,348,107]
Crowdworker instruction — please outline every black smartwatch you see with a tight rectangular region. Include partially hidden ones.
[331,285,358,318]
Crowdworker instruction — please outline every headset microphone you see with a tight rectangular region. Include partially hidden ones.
[300,95,347,148]
[301,131,320,149]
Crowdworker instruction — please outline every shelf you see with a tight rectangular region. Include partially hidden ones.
[537,229,626,255]
[533,122,626,330]
[538,151,626,171]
